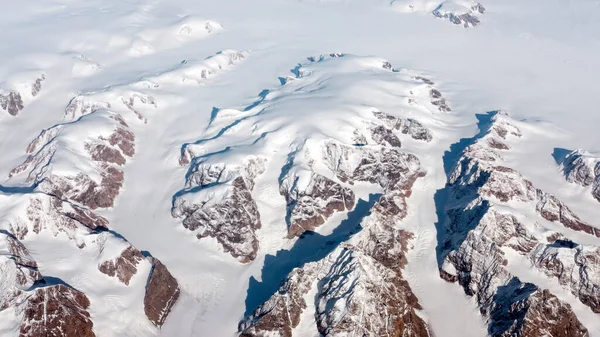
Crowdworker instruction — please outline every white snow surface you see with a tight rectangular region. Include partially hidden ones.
[0,0,599,336]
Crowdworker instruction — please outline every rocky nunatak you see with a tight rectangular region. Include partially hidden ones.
[2,99,181,333]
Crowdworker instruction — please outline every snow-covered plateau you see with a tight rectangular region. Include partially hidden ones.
[0,0,599,336]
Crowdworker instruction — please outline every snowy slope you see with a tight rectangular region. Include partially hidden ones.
[0,0,599,336]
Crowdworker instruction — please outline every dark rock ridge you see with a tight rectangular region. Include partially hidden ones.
[0,91,24,116]
[9,194,109,248]
[144,258,181,327]
[446,112,600,238]
[172,158,266,262]
[410,76,451,112]
[488,279,588,337]
[21,284,95,337]
[65,91,156,122]
[9,111,135,210]
[531,239,600,313]
[281,172,355,237]
[372,110,433,142]
[240,141,429,337]
[279,138,424,240]
[561,149,600,202]
[432,1,486,28]
[0,232,44,311]
[3,101,181,331]
[437,111,593,335]
[0,232,95,337]
[98,246,145,285]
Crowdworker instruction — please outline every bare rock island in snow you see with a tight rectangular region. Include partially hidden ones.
[560,149,600,202]
[1,89,181,334]
[232,54,432,337]
[173,53,439,266]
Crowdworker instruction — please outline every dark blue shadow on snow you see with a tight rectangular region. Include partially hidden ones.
[434,111,498,267]
[244,193,381,316]
[552,147,572,166]
[26,276,81,292]
[0,181,39,194]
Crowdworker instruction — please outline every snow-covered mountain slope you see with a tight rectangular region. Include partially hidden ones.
[0,66,182,336]
[0,73,45,116]
[0,0,599,336]
[560,150,600,203]
[169,54,439,336]
[392,0,486,27]
[437,111,600,335]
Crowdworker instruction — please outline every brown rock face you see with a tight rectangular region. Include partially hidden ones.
[144,258,181,327]
[429,88,451,112]
[7,194,109,248]
[0,233,44,312]
[283,173,355,237]
[31,75,45,97]
[240,268,313,337]
[535,192,600,238]
[489,281,588,337]
[370,125,402,147]
[241,141,429,337]
[4,235,43,289]
[98,246,144,285]
[0,91,24,116]
[561,149,600,202]
[0,75,44,116]
[54,165,126,210]
[440,111,592,336]
[532,241,600,314]
[9,110,135,211]
[20,284,95,337]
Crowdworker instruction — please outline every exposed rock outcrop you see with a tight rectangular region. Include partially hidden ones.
[0,74,45,116]
[561,149,600,202]
[0,91,24,116]
[7,194,109,248]
[432,1,486,28]
[488,279,588,337]
[240,140,429,337]
[174,54,440,267]
[0,232,95,337]
[0,233,43,311]
[446,112,599,238]
[9,110,135,210]
[280,172,355,237]
[410,76,451,112]
[65,91,155,122]
[144,258,181,327]
[98,246,144,285]
[372,110,433,142]
[172,158,265,262]
[20,284,95,337]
